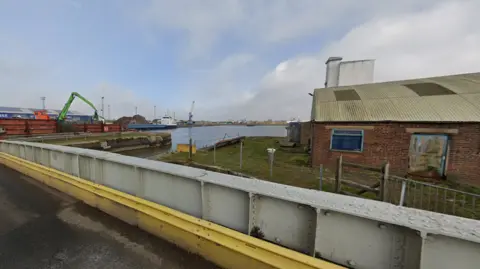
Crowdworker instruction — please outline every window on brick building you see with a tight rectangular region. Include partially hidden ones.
[330,129,364,152]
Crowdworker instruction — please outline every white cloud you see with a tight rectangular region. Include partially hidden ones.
[140,0,244,60]
[0,19,155,120]
[191,0,480,120]
[196,55,323,120]
[327,0,480,81]
[2,0,479,122]
[185,53,260,110]
[0,37,153,120]
[141,0,442,59]
[74,83,157,120]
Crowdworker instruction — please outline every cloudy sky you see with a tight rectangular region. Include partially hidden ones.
[1,0,479,121]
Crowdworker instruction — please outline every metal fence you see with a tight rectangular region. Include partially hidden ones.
[387,175,480,220]
[178,141,480,220]
[334,156,480,220]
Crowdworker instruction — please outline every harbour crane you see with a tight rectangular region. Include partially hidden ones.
[57,92,104,123]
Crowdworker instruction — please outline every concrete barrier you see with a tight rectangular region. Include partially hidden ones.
[1,140,480,269]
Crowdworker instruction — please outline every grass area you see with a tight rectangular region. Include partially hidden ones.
[161,137,335,190]
[161,137,480,220]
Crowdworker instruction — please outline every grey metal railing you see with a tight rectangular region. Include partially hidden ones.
[387,175,480,220]
[1,140,480,269]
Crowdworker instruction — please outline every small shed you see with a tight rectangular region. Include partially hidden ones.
[286,122,301,143]
[310,72,480,186]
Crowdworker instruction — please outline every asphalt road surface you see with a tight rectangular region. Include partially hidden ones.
[0,164,220,269]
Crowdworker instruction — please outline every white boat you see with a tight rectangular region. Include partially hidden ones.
[159,115,177,129]
[286,117,301,124]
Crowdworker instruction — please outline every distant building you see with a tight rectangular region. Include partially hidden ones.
[0,106,92,122]
[310,71,480,186]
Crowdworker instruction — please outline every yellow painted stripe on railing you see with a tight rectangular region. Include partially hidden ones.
[0,153,344,269]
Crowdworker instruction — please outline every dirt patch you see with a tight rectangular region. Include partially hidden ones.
[115,115,149,129]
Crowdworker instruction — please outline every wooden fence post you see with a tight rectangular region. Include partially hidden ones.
[239,140,243,169]
[380,162,390,202]
[335,155,343,193]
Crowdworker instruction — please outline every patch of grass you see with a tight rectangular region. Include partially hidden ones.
[161,137,329,190]
[162,137,384,194]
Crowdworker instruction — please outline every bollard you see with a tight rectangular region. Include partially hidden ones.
[188,127,193,161]
[188,138,193,161]
[267,148,276,178]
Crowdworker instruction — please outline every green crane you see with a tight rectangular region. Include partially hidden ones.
[57,92,103,122]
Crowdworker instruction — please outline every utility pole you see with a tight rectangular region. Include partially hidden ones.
[188,101,195,161]
[154,105,156,119]
[40,97,46,110]
[101,97,105,118]
[135,106,138,115]
[108,104,111,120]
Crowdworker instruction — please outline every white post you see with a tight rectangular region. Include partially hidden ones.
[399,180,407,206]
[267,148,276,178]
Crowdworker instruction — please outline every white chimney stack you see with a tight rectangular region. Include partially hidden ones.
[325,57,343,88]
[325,56,375,88]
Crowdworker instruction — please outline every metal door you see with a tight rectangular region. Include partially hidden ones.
[408,134,448,176]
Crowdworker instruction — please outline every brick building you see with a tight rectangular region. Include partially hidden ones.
[310,72,480,186]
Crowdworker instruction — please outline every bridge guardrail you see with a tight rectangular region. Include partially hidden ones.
[1,140,479,269]
[0,152,339,269]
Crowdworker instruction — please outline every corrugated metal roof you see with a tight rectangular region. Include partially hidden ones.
[0,107,22,112]
[312,72,480,122]
[0,106,88,116]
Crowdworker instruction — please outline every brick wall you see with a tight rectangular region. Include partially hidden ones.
[311,122,480,186]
